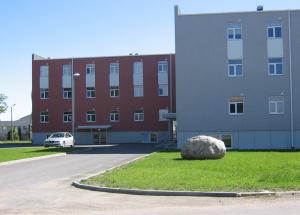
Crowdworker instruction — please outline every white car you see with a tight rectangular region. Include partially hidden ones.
[44,132,75,148]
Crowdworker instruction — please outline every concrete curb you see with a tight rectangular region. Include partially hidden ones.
[71,152,284,198]
[72,181,280,197]
[0,153,66,167]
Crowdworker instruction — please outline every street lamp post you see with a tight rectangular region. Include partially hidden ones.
[71,58,80,139]
[10,104,16,141]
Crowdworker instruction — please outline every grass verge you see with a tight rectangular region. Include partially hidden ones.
[83,151,300,192]
[0,147,77,163]
[0,140,32,144]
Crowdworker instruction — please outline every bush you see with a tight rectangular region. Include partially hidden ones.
[7,127,20,141]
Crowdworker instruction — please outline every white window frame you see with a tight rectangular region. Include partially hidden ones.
[267,24,282,39]
[214,134,232,148]
[227,24,242,40]
[268,58,283,75]
[158,61,168,97]
[63,88,72,99]
[86,64,95,75]
[159,109,168,121]
[40,112,49,123]
[86,111,96,122]
[62,64,72,76]
[228,97,244,115]
[134,85,143,97]
[110,86,119,98]
[86,87,96,98]
[110,110,120,122]
[134,110,144,122]
[40,88,48,99]
[269,97,284,114]
[63,112,72,123]
[228,59,243,77]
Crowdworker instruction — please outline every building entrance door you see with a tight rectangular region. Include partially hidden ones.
[93,132,107,145]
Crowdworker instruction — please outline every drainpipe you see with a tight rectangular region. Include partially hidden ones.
[288,11,294,149]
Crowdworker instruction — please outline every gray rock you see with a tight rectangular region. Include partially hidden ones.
[181,135,226,160]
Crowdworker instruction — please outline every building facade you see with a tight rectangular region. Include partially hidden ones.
[175,6,300,149]
[0,114,31,140]
[32,54,175,145]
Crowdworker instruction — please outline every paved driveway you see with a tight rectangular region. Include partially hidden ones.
[0,143,299,215]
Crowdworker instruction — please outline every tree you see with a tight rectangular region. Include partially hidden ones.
[7,127,20,141]
[0,94,8,114]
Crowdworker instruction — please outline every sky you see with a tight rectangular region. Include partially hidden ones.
[0,0,299,121]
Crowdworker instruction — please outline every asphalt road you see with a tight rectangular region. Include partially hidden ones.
[0,144,299,215]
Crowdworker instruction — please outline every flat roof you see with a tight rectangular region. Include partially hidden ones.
[32,53,175,61]
[175,5,300,17]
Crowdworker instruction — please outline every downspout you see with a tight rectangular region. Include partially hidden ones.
[288,11,294,149]
[169,54,173,113]
[71,58,75,137]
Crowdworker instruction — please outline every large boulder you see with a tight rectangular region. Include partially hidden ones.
[181,135,226,160]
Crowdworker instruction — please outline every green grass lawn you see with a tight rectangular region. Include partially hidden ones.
[0,147,76,163]
[83,151,300,192]
[0,140,32,144]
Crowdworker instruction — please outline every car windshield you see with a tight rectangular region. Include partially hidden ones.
[50,133,65,138]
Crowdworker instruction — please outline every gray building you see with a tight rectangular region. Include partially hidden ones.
[0,115,31,140]
[175,6,300,149]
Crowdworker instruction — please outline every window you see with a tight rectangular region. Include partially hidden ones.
[268,58,283,75]
[109,63,120,97]
[86,64,95,75]
[158,61,168,96]
[86,111,96,122]
[267,24,282,38]
[134,86,143,97]
[150,133,157,143]
[269,96,284,114]
[40,88,48,99]
[227,23,242,39]
[221,135,232,148]
[228,59,243,77]
[110,110,120,122]
[134,109,144,122]
[63,112,72,123]
[86,87,95,98]
[110,86,119,97]
[63,88,72,99]
[159,109,168,121]
[40,111,48,123]
[62,64,71,76]
[213,134,232,148]
[40,65,49,77]
[133,62,144,97]
[229,96,244,115]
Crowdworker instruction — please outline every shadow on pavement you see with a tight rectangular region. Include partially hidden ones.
[71,143,157,155]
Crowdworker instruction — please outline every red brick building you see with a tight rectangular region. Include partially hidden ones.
[32,54,175,144]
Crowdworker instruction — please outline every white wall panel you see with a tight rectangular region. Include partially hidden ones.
[267,39,283,58]
[227,40,243,59]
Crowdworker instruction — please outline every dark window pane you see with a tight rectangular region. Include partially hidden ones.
[236,65,243,75]
[230,103,235,113]
[237,103,243,113]
[229,66,235,76]
[268,28,273,37]
[275,27,281,38]
[276,63,283,74]
[269,64,275,74]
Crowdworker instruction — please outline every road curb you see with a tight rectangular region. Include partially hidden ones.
[71,152,284,198]
[0,153,66,167]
